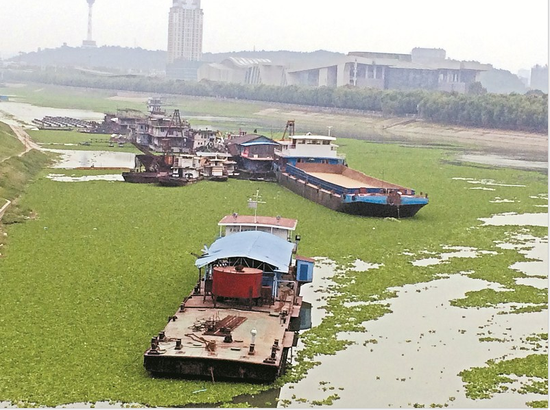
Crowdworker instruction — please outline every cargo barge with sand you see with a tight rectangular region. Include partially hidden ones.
[274,133,429,218]
[143,200,314,382]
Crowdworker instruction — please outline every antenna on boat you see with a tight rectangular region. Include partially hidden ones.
[248,189,265,223]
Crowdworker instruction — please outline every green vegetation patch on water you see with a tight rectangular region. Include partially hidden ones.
[0,136,547,406]
[0,84,144,114]
[459,354,548,401]
[27,129,141,153]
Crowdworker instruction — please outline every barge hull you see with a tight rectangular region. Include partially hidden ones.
[340,201,426,218]
[122,172,159,183]
[276,163,428,218]
[144,348,289,382]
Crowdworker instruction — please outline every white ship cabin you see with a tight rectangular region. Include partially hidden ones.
[275,133,343,160]
[171,154,202,179]
[196,152,236,178]
[218,214,297,241]
[196,152,232,163]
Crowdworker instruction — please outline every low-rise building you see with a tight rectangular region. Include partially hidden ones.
[198,48,491,94]
[286,50,491,93]
[198,57,287,86]
[226,133,280,178]
[530,64,548,93]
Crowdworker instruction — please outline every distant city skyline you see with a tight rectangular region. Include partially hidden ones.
[0,0,547,74]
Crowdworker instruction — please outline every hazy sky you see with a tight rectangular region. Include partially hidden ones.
[0,0,547,73]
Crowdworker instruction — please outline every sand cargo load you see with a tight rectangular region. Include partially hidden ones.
[274,131,429,218]
[278,162,429,218]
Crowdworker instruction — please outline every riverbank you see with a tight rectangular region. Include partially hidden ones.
[94,87,550,162]
[0,123,51,226]
[253,105,548,163]
[1,83,547,163]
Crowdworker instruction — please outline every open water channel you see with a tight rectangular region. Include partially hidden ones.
[0,102,547,408]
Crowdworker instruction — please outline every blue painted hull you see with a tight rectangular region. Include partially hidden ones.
[340,199,427,218]
[276,163,429,218]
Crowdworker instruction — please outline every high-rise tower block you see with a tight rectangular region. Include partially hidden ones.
[167,0,203,63]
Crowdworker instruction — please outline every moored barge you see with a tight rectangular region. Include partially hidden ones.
[143,207,314,382]
[274,133,428,218]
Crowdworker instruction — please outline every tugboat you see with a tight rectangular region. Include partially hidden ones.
[143,192,314,382]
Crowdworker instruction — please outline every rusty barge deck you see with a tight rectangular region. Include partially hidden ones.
[144,278,301,382]
[143,221,314,383]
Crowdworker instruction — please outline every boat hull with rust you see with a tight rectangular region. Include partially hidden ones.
[276,163,428,218]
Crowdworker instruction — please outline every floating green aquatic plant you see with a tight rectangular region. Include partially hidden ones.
[459,354,548,400]
[0,120,547,407]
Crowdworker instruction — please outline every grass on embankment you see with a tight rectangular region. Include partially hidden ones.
[0,122,25,161]
[0,84,144,114]
[0,137,547,407]
[0,122,52,255]
[0,83,265,120]
[0,123,52,224]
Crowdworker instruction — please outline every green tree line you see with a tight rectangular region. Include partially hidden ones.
[4,67,547,133]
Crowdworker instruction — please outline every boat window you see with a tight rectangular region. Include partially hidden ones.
[297,139,305,144]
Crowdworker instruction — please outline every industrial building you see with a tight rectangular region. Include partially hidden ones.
[198,48,491,93]
[198,57,287,86]
[163,1,489,93]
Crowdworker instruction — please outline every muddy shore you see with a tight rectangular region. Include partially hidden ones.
[253,105,548,163]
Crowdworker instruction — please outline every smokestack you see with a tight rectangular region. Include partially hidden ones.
[83,0,97,47]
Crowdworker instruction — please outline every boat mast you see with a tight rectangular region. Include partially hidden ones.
[248,189,265,223]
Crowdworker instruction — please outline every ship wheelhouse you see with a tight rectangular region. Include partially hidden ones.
[274,134,346,170]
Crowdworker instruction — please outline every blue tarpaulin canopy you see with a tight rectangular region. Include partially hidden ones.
[195,231,294,272]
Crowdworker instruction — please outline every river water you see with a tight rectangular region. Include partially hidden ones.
[0,101,104,127]
[458,154,547,172]
[275,212,548,408]
[45,149,135,169]
[1,102,548,408]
